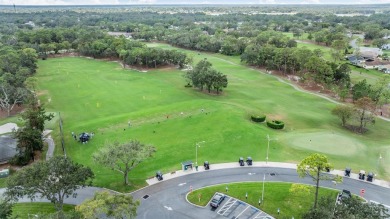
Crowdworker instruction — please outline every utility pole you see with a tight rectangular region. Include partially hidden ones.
[262,173,265,202]
[266,134,270,164]
[266,134,277,164]
[195,141,205,166]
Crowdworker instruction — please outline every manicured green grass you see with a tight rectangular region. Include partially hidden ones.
[349,65,385,85]
[297,42,333,61]
[187,182,338,219]
[282,32,310,40]
[32,45,390,192]
[11,203,74,219]
[0,115,23,126]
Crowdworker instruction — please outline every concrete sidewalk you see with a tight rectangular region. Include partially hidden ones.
[146,161,390,189]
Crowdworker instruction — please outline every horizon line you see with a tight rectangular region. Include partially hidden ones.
[1,3,390,6]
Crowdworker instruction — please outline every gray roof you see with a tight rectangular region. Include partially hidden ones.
[0,134,17,163]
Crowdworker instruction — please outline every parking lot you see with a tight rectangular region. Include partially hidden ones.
[209,193,274,219]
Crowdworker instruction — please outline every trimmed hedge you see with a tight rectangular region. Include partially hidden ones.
[266,120,285,129]
[251,115,266,123]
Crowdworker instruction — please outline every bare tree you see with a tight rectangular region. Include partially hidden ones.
[0,83,28,116]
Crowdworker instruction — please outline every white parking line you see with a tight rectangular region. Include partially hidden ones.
[217,197,232,215]
[235,206,250,218]
[217,198,237,215]
[253,212,264,219]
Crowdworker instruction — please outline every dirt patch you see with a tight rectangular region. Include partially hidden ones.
[267,114,285,121]
[0,105,24,118]
[36,90,48,96]
[47,52,79,58]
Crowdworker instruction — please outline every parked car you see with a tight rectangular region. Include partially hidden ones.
[210,193,226,208]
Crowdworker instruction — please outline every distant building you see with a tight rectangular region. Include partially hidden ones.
[107,32,132,39]
[0,135,17,164]
[24,21,35,27]
[359,47,383,59]
[381,44,390,50]
[347,55,365,66]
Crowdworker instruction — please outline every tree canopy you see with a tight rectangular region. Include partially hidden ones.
[304,195,390,219]
[297,153,342,209]
[186,59,228,94]
[93,140,155,185]
[76,191,139,219]
[6,156,94,212]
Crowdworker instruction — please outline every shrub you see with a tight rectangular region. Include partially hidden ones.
[9,154,30,166]
[251,115,266,123]
[266,120,285,129]
[184,83,192,88]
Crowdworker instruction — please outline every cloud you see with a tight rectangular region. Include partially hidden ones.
[126,0,157,4]
[258,0,276,3]
[2,0,390,6]
[300,0,320,4]
[357,0,390,3]
[0,0,67,5]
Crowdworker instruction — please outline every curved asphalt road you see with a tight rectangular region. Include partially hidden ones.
[1,167,389,218]
[132,167,390,219]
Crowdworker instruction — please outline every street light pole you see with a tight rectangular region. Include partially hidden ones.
[262,173,265,202]
[266,134,270,164]
[195,141,205,166]
[266,134,277,164]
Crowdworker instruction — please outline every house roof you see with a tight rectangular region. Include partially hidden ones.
[359,47,383,58]
[0,135,17,163]
[347,55,364,62]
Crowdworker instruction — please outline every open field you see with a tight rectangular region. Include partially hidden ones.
[283,32,310,40]
[12,203,74,219]
[33,44,390,191]
[349,65,385,85]
[296,42,333,61]
[187,182,338,219]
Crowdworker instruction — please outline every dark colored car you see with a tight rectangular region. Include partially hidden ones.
[210,193,225,208]
[337,189,351,204]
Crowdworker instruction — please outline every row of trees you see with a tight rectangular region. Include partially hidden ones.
[241,45,351,88]
[0,46,38,116]
[332,76,390,133]
[186,60,228,94]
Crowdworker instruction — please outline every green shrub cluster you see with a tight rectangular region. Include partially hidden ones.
[266,120,285,129]
[251,115,266,123]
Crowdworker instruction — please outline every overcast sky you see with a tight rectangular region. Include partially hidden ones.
[1,0,390,6]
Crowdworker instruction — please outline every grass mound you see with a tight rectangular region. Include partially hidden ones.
[280,131,366,156]
[187,182,338,219]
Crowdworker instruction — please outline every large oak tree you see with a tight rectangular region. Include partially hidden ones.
[6,156,94,213]
[93,140,155,185]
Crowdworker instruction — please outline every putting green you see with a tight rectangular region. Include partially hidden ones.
[281,131,366,156]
